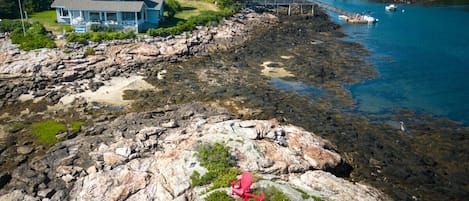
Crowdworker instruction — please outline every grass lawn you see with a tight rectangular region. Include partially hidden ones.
[160,0,219,28]
[28,10,70,34]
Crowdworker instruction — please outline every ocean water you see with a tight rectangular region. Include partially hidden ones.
[320,0,469,124]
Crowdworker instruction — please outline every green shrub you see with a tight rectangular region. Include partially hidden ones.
[188,11,223,26]
[147,10,227,37]
[197,142,236,170]
[165,0,183,17]
[66,30,135,43]
[32,120,67,144]
[0,19,31,33]
[85,47,96,56]
[26,23,47,35]
[293,187,310,199]
[210,167,240,190]
[147,21,195,37]
[255,185,291,201]
[191,170,217,187]
[90,25,101,32]
[191,143,240,191]
[311,195,324,201]
[63,25,74,33]
[205,190,234,201]
[10,23,56,50]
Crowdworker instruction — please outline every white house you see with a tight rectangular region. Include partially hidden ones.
[51,0,164,33]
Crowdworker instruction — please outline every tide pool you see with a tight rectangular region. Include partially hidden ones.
[320,0,469,124]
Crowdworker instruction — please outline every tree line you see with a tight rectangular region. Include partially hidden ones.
[0,0,53,19]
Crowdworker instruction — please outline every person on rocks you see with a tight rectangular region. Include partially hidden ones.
[274,127,288,147]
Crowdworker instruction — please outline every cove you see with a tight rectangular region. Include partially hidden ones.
[320,0,469,124]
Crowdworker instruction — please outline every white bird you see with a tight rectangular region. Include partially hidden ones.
[400,121,407,132]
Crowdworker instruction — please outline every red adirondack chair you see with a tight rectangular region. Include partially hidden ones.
[231,172,264,201]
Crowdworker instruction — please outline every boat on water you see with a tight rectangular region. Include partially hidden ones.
[338,14,378,24]
[385,4,397,11]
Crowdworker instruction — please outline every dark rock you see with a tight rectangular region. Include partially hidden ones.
[82,70,95,79]
[34,90,48,97]
[0,172,12,188]
[63,71,79,82]
[88,81,104,92]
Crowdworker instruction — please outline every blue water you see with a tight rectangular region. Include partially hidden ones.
[319,0,469,124]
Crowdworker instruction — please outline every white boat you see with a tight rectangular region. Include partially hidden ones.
[338,15,349,21]
[385,4,397,11]
[340,14,378,24]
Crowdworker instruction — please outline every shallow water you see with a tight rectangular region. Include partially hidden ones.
[321,0,469,124]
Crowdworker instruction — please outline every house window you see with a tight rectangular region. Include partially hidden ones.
[90,12,100,22]
[106,12,117,21]
[137,12,142,20]
[59,8,69,17]
[122,12,135,21]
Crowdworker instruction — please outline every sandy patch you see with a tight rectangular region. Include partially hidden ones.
[17,94,44,104]
[260,61,295,78]
[59,76,155,106]
[18,94,34,102]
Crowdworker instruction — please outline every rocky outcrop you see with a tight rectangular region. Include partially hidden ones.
[0,9,278,111]
[0,103,390,201]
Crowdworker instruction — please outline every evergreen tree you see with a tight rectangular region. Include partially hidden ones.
[0,0,20,19]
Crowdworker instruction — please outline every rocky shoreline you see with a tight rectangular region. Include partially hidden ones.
[0,8,391,201]
[0,9,277,110]
[2,6,468,201]
[0,102,390,200]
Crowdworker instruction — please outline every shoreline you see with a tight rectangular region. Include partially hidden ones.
[0,9,393,201]
[1,6,468,201]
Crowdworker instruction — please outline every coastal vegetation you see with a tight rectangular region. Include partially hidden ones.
[85,47,96,56]
[30,120,84,144]
[254,185,291,201]
[204,190,234,201]
[147,0,238,37]
[31,120,67,144]
[70,121,84,132]
[66,30,136,44]
[165,0,183,18]
[0,19,31,33]
[147,11,224,37]
[293,187,324,201]
[10,22,56,50]
[0,12,58,51]
[190,143,240,191]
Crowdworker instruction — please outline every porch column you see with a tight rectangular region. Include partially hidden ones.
[135,12,138,31]
[69,10,73,25]
[134,12,138,24]
[104,11,107,22]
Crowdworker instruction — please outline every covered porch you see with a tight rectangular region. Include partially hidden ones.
[68,10,146,32]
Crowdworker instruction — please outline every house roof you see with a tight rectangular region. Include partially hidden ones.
[51,0,163,12]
